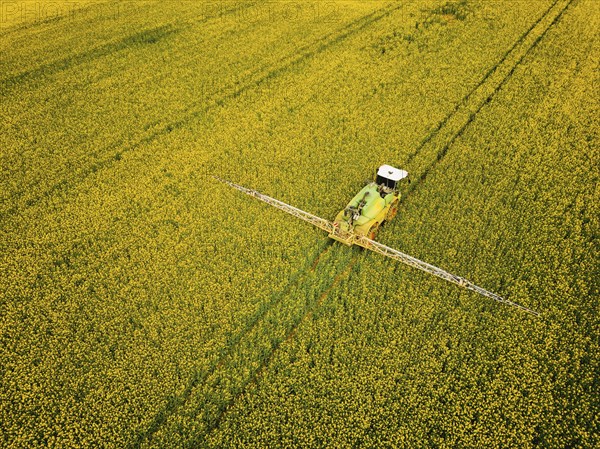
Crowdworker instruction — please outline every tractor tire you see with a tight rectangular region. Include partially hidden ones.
[368,223,379,240]
[387,203,398,220]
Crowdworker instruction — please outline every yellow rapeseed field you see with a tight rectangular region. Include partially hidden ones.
[1,1,597,447]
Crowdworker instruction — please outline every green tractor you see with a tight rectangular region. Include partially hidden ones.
[329,165,409,244]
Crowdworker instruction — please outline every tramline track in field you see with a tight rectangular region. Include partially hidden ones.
[189,259,359,449]
[0,1,259,85]
[1,0,259,215]
[403,0,574,189]
[1,2,402,223]
[403,0,564,167]
[131,242,353,448]
[130,238,335,448]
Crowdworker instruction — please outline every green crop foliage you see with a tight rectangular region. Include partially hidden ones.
[1,1,597,447]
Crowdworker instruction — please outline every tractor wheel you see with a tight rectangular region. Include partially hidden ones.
[368,223,379,240]
[387,203,398,220]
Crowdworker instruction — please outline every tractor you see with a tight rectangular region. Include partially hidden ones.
[329,165,408,244]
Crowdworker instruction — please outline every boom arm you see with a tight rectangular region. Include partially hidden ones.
[214,176,335,234]
[354,236,540,316]
[215,176,539,317]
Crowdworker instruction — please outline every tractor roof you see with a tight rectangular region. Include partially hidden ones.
[378,165,408,181]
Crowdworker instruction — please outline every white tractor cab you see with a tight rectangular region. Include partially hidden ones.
[375,164,409,194]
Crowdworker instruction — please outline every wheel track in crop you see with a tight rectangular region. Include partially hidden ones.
[0,0,125,38]
[1,1,402,225]
[402,0,560,166]
[0,0,258,216]
[129,238,334,448]
[402,0,575,195]
[130,239,343,448]
[186,255,359,449]
[0,24,179,90]
[182,244,369,448]
[183,0,576,443]
[0,1,258,83]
